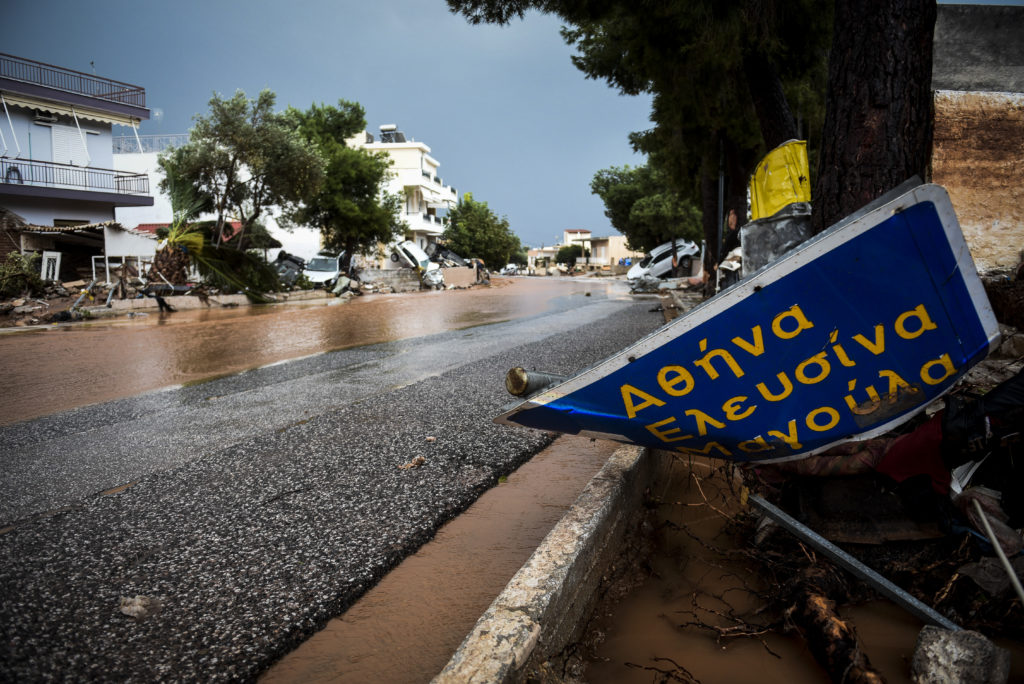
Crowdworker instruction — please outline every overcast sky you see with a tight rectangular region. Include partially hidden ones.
[2,0,653,248]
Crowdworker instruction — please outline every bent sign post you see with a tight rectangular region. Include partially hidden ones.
[496,184,1000,463]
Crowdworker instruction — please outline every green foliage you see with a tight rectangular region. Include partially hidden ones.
[156,183,281,300]
[443,193,522,268]
[159,89,324,249]
[556,244,584,265]
[0,251,43,298]
[591,164,702,253]
[283,101,406,256]
[449,0,831,257]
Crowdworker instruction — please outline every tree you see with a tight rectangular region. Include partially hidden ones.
[556,243,584,265]
[590,164,702,253]
[451,0,939,254]
[159,90,323,249]
[811,0,936,233]
[449,0,831,267]
[443,193,522,268]
[284,101,406,257]
[148,177,281,298]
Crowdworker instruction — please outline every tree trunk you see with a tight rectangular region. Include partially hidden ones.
[743,50,799,150]
[811,0,937,234]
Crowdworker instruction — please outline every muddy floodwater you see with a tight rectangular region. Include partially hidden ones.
[262,435,620,683]
[0,278,617,426]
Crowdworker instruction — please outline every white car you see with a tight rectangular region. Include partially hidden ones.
[392,240,439,272]
[627,239,700,284]
[303,252,345,288]
[501,264,519,275]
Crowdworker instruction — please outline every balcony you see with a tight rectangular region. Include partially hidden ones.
[0,157,152,205]
[404,212,446,234]
[0,53,146,108]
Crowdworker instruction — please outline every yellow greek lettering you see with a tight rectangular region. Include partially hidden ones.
[844,379,881,415]
[722,395,756,422]
[738,436,772,453]
[921,353,957,385]
[771,305,815,340]
[620,384,665,419]
[853,325,885,355]
[731,326,765,356]
[756,372,794,402]
[693,341,745,380]
[657,365,695,397]
[829,331,857,367]
[645,417,691,443]
[684,408,726,437]
[806,406,840,432]
[895,304,938,340]
[878,369,917,403]
[767,420,802,450]
[795,351,831,385]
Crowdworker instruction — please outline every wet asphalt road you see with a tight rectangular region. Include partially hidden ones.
[0,285,664,682]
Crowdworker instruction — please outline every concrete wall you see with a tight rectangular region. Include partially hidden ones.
[2,196,115,226]
[113,151,171,227]
[359,268,422,292]
[443,266,477,288]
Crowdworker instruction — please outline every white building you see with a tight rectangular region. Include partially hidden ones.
[112,134,320,259]
[350,124,460,259]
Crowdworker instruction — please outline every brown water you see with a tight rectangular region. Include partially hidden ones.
[584,454,1024,683]
[0,278,612,426]
[261,435,621,683]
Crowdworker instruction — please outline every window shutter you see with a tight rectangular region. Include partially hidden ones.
[51,125,88,166]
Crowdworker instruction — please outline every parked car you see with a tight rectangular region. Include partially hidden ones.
[627,239,700,285]
[303,251,346,288]
[501,264,519,275]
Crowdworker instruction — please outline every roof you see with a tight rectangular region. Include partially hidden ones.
[22,220,156,240]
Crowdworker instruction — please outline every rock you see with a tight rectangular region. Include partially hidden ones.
[993,324,1024,359]
[0,302,13,314]
[911,626,1010,684]
[119,595,162,621]
[12,305,37,315]
[12,298,25,307]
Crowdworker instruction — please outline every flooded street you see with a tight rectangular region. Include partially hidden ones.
[0,278,616,426]
[263,435,620,683]
[0,277,666,682]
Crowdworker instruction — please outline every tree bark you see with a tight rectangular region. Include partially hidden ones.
[811,0,937,234]
[786,566,887,683]
[743,50,799,150]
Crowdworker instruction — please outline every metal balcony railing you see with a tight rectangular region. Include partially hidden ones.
[0,53,146,108]
[1,157,150,195]
[112,134,189,154]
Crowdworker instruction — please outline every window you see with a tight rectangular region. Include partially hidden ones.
[50,125,89,166]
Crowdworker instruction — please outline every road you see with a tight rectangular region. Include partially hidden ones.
[0,279,664,682]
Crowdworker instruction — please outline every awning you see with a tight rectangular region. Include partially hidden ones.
[1,92,141,127]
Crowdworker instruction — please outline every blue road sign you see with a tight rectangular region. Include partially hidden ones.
[496,184,1001,463]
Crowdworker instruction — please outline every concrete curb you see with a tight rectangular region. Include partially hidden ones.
[81,290,332,317]
[434,445,653,683]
